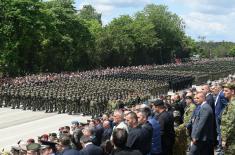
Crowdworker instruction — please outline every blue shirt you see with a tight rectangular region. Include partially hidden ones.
[148,116,162,154]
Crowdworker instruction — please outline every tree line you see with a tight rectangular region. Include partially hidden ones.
[0,0,206,76]
[194,39,235,58]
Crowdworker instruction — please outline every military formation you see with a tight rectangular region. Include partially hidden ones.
[0,58,235,117]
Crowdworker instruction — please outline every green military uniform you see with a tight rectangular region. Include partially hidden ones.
[183,103,196,125]
[173,110,187,155]
[173,125,187,155]
[182,102,196,149]
[221,97,235,155]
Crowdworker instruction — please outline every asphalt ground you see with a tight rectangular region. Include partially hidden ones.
[0,108,90,150]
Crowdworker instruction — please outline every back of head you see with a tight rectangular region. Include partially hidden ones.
[142,106,152,117]
[112,128,128,149]
[59,136,71,147]
[80,135,92,145]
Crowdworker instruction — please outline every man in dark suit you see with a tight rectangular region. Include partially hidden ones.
[101,120,112,143]
[111,128,142,155]
[211,83,228,151]
[201,84,217,145]
[125,112,143,153]
[93,118,104,146]
[137,108,153,155]
[58,136,80,155]
[79,136,103,155]
[153,99,175,155]
[189,92,214,155]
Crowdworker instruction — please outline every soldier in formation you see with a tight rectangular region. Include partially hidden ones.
[0,58,234,118]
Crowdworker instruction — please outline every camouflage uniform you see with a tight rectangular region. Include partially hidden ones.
[221,97,235,155]
[183,103,196,125]
[173,125,187,155]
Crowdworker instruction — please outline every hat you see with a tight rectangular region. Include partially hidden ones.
[71,121,79,125]
[153,99,164,106]
[26,143,41,151]
[40,140,57,149]
[41,134,49,139]
[223,83,235,90]
[49,133,57,138]
[185,96,193,100]
[27,138,35,144]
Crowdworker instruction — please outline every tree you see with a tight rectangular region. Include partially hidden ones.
[136,4,187,63]
[229,46,235,57]
[78,5,102,24]
[96,15,135,67]
[0,0,47,75]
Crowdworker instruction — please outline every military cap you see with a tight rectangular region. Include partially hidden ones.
[71,120,79,125]
[26,143,41,151]
[40,140,56,149]
[223,83,235,90]
[185,96,193,100]
[49,133,57,138]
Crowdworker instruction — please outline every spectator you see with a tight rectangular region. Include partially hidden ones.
[202,84,218,148]
[49,133,58,142]
[111,128,142,155]
[100,140,113,155]
[79,136,103,155]
[102,120,113,143]
[93,118,104,146]
[137,108,153,155]
[40,134,49,142]
[189,92,214,155]
[71,121,83,149]
[57,136,80,155]
[111,110,129,140]
[125,112,143,153]
[211,83,228,152]
[27,139,35,145]
[26,143,41,155]
[40,141,57,155]
[153,99,175,155]
[144,105,162,155]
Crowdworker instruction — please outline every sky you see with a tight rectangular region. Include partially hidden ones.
[75,0,235,42]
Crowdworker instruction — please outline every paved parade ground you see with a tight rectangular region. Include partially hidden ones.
[0,108,90,150]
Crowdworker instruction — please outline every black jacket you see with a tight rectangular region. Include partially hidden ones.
[101,128,112,142]
[206,93,217,143]
[59,147,80,155]
[80,143,103,155]
[111,147,143,155]
[156,110,175,154]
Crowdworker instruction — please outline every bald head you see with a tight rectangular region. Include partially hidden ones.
[113,110,124,124]
[103,120,110,129]
[194,92,206,105]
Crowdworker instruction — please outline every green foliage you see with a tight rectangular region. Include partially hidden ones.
[195,40,235,58]
[78,5,102,24]
[229,46,235,57]
[0,0,93,75]
[0,1,202,76]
